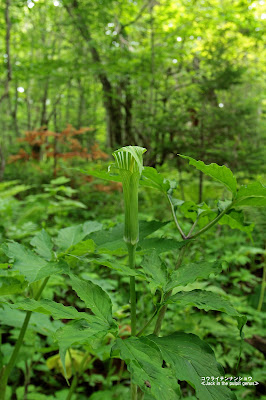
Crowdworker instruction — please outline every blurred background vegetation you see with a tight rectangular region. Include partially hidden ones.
[0,0,265,399]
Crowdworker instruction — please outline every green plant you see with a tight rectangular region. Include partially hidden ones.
[1,146,266,400]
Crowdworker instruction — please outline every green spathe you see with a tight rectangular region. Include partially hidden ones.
[112,146,146,245]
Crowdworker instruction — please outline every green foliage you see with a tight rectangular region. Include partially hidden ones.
[0,149,265,400]
[180,155,238,196]
[148,333,237,400]
[113,337,181,400]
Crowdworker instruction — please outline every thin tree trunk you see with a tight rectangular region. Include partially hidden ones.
[77,78,85,129]
[40,79,49,126]
[63,0,123,147]
[124,79,133,144]
[0,146,5,181]
[0,0,12,104]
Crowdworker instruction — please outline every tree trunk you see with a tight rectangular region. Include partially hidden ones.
[124,81,133,144]
[63,0,123,147]
[0,0,12,104]
[0,146,6,181]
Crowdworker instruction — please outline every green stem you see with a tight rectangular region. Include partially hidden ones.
[0,277,49,400]
[136,306,162,337]
[153,247,186,336]
[128,244,137,336]
[257,261,266,312]
[188,202,233,239]
[153,202,234,336]
[167,194,186,239]
[127,243,137,400]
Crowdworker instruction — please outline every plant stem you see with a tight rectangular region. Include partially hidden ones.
[153,202,234,336]
[0,276,49,400]
[257,261,266,312]
[153,247,187,336]
[167,194,186,239]
[188,203,233,239]
[136,306,161,337]
[127,243,137,400]
[128,243,137,336]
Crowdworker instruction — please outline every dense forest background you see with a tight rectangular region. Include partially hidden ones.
[0,0,265,174]
[0,1,266,400]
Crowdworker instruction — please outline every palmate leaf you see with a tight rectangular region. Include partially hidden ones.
[234,182,266,207]
[165,290,246,333]
[112,337,181,400]
[165,261,222,291]
[180,155,237,196]
[69,274,113,325]
[148,332,237,400]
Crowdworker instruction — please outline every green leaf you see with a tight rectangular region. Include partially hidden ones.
[55,318,110,380]
[78,167,122,182]
[3,242,68,283]
[69,274,113,324]
[141,251,168,291]
[55,221,102,251]
[218,211,254,238]
[0,305,63,335]
[4,242,47,283]
[140,167,171,193]
[92,258,144,277]
[166,261,222,291]
[0,276,27,296]
[180,155,237,196]
[90,221,168,255]
[148,332,237,400]
[30,230,53,260]
[112,337,180,400]
[166,289,246,332]
[67,239,96,256]
[139,238,188,255]
[55,225,85,251]
[234,182,266,207]
[35,260,69,281]
[10,298,91,320]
